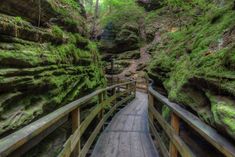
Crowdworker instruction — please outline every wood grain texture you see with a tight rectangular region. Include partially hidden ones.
[148,86,235,157]
[0,81,135,157]
[169,113,180,157]
[71,108,80,157]
[91,92,159,157]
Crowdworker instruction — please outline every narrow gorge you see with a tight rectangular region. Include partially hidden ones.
[0,0,235,157]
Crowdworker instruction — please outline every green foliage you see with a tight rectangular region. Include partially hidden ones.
[61,0,80,10]
[51,25,64,38]
[162,106,171,121]
[99,0,145,29]
[164,0,208,11]
[52,0,81,15]
[86,41,99,54]
[15,16,23,25]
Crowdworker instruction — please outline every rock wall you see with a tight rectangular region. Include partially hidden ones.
[100,22,141,53]
[147,1,235,140]
[0,0,106,139]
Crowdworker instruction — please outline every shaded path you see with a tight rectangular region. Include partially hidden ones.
[91,92,159,157]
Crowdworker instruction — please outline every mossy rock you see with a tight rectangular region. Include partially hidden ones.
[100,22,140,53]
[0,0,87,35]
[147,2,235,140]
[0,1,106,156]
[208,94,235,139]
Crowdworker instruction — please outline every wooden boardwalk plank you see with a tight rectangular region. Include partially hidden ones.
[91,92,159,157]
[130,132,145,157]
[117,132,131,157]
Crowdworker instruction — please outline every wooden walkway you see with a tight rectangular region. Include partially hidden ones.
[91,92,159,157]
[1,80,235,157]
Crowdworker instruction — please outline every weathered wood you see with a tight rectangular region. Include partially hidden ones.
[149,104,196,157]
[79,93,135,157]
[80,105,102,135]
[71,108,80,157]
[104,94,135,122]
[91,92,159,157]
[98,91,104,122]
[130,132,145,157]
[0,80,135,157]
[148,86,235,157]
[148,93,155,127]
[113,87,117,105]
[68,92,133,157]
[57,137,72,157]
[79,118,104,157]
[169,113,180,157]
[7,116,68,157]
[149,118,170,157]
[117,78,120,92]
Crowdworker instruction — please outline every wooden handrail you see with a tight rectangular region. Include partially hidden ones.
[148,85,235,157]
[106,76,148,93]
[0,80,136,157]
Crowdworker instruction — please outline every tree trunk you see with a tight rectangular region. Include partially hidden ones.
[91,0,99,39]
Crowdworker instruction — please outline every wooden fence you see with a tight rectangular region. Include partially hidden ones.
[148,84,235,157]
[106,76,148,92]
[0,81,136,157]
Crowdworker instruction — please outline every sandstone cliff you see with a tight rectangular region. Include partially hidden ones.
[0,0,106,140]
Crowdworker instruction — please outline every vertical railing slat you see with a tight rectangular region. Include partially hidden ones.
[98,91,105,130]
[71,108,80,157]
[148,93,154,127]
[169,113,180,157]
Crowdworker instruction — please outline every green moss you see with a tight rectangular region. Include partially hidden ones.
[14,16,24,25]
[0,1,106,156]
[51,25,64,39]
[86,42,98,54]
[148,2,235,139]
[209,94,235,136]
[162,106,171,121]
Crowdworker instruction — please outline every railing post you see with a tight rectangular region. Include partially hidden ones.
[114,87,117,105]
[125,84,129,96]
[145,78,148,93]
[129,83,131,95]
[148,93,154,128]
[169,113,180,157]
[117,78,120,93]
[71,108,80,157]
[134,81,136,97]
[98,91,104,124]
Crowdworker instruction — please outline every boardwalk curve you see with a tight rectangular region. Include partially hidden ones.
[91,92,159,157]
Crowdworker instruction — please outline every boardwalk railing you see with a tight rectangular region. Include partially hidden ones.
[148,84,235,157]
[106,76,148,92]
[0,81,136,157]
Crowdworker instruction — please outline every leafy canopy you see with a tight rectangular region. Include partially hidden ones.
[99,0,145,28]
